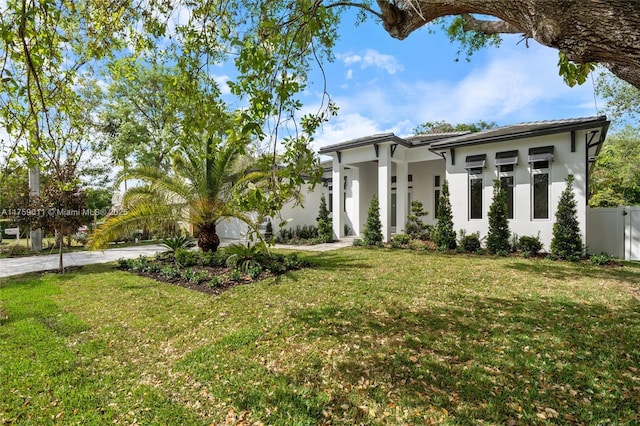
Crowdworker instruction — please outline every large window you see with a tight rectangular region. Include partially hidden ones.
[465,155,486,220]
[496,151,518,220]
[532,170,549,219]
[469,171,483,219]
[434,175,441,217]
[528,147,554,220]
[500,174,515,219]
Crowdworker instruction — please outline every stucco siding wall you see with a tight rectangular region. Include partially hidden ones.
[278,183,326,231]
[446,132,589,250]
[408,160,446,226]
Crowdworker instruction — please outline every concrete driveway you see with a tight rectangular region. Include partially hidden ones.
[0,237,356,279]
[0,245,167,278]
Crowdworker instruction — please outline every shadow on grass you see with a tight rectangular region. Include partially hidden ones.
[506,257,640,285]
[283,295,640,424]
[300,250,370,272]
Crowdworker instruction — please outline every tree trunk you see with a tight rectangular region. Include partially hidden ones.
[197,222,220,253]
[376,0,640,89]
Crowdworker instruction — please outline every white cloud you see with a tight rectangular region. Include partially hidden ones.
[214,74,232,95]
[319,43,599,147]
[339,49,404,75]
[312,113,398,155]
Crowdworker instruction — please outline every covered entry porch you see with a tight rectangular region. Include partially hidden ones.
[320,134,445,242]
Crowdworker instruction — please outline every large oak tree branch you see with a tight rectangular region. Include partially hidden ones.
[375,0,640,90]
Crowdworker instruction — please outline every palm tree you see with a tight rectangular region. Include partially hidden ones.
[89,137,264,252]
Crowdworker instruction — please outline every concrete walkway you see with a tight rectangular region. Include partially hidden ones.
[0,237,356,278]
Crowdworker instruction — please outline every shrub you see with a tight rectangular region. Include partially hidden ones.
[362,194,383,246]
[190,270,210,284]
[352,238,364,247]
[264,220,274,242]
[161,264,181,279]
[517,234,543,256]
[181,268,197,283]
[405,200,429,240]
[283,252,310,269]
[433,180,457,250]
[390,233,411,248]
[161,235,196,253]
[199,250,228,267]
[5,244,30,257]
[275,225,320,244]
[229,269,242,281]
[551,176,584,261]
[247,265,263,279]
[486,179,511,254]
[458,230,482,253]
[317,193,334,243]
[207,276,222,288]
[117,257,134,269]
[175,248,199,267]
[225,242,270,272]
[408,239,428,251]
[130,255,151,272]
[590,253,616,266]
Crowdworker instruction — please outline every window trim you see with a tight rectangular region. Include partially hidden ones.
[531,163,550,220]
[469,169,483,220]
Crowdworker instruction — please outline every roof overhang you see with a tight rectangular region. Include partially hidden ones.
[428,116,610,153]
[318,133,411,156]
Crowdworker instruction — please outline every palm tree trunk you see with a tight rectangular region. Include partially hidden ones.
[197,222,220,252]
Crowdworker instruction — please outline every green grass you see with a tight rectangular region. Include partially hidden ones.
[1,249,639,425]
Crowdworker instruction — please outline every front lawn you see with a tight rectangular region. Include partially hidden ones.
[1,249,639,425]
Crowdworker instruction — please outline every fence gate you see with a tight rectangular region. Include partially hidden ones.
[587,207,625,259]
[626,206,640,261]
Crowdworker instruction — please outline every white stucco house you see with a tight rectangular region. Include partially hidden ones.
[312,115,610,251]
[218,115,640,256]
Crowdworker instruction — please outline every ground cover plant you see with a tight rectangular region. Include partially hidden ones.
[1,249,639,425]
[116,244,310,295]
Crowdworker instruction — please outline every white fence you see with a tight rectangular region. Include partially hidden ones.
[587,206,640,260]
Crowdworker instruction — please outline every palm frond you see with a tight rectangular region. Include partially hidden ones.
[89,202,184,249]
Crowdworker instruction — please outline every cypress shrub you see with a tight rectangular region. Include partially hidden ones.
[551,175,583,261]
[486,179,511,254]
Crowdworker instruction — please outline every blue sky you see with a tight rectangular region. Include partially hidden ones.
[292,11,602,152]
[0,6,602,161]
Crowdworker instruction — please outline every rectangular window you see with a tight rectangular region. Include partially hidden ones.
[497,151,517,220]
[434,175,441,217]
[529,147,552,220]
[532,172,549,219]
[469,170,483,219]
[500,175,515,219]
[464,155,486,220]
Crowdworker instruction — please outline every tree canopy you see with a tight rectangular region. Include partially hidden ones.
[376,1,640,90]
[590,127,640,207]
[413,120,496,135]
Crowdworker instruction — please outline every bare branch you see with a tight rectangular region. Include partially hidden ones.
[461,14,522,35]
[326,2,384,20]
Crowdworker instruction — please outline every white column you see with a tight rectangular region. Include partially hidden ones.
[378,144,391,242]
[396,160,408,234]
[350,166,360,236]
[332,155,343,239]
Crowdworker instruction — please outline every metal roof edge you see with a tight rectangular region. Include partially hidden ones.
[428,116,609,151]
[318,133,410,154]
